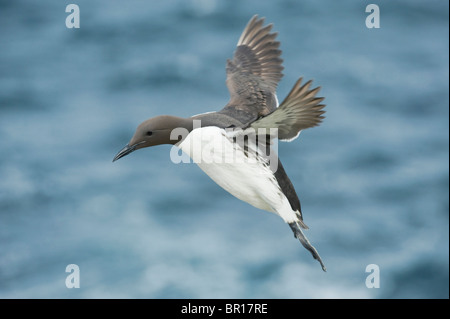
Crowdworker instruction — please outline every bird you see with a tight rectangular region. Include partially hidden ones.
[113,15,327,271]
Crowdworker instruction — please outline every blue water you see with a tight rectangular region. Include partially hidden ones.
[0,0,448,298]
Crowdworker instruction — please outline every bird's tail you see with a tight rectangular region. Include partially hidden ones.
[289,222,327,272]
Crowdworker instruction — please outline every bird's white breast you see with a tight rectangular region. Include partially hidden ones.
[178,127,297,223]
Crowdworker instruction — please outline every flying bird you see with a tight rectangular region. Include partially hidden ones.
[113,15,326,271]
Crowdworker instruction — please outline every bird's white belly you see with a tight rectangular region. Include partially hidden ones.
[178,127,296,222]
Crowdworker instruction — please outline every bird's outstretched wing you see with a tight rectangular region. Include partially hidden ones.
[220,15,284,124]
[245,77,326,141]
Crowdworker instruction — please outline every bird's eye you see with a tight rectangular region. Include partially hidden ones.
[146,131,153,136]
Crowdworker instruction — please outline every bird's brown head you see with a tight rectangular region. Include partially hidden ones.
[113,115,192,162]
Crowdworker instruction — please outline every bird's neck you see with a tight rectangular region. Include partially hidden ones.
[167,116,196,145]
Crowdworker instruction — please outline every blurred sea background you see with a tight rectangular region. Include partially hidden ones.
[0,0,448,299]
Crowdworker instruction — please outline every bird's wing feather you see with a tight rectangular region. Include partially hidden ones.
[220,15,284,124]
[245,77,326,141]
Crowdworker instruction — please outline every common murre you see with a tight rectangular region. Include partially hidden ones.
[113,15,327,271]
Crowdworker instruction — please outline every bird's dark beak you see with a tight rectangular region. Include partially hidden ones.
[113,143,137,162]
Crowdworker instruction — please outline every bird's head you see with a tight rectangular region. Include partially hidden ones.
[113,115,191,162]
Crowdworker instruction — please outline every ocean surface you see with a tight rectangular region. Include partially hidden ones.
[0,0,448,299]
